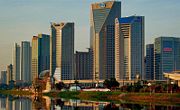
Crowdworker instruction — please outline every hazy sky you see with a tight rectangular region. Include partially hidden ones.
[0,0,180,70]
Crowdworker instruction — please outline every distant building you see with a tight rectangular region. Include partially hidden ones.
[6,64,13,84]
[12,43,20,81]
[154,37,180,80]
[145,44,154,80]
[32,34,50,80]
[90,1,121,81]
[50,22,74,81]
[1,98,6,109]
[115,16,145,80]
[75,49,92,80]
[1,71,7,84]
[21,41,31,82]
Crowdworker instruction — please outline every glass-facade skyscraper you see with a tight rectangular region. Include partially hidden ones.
[90,1,121,81]
[145,44,154,80]
[154,37,180,80]
[21,41,31,82]
[32,34,50,80]
[115,16,145,80]
[12,43,20,81]
[75,49,92,80]
[50,22,74,81]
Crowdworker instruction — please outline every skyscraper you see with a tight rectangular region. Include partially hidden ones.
[145,44,154,80]
[12,43,20,81]
[154,37,180,80]
[1,71,7,84]
[6,64,13,84]
[21,41,31,82]
[90,1,121,81]
[115,16,145,80]
[32,34,50,80]
[75,49,92,80]
[50,22,74,81]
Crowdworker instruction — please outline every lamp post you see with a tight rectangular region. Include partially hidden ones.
[148,83,152,96]
[171,81,174,94]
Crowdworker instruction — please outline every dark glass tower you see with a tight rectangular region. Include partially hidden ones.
[155,37,180,80]
[90,1,121,81]
[115,16,145,80]
[145,44,154,80]
[50,22,74,81]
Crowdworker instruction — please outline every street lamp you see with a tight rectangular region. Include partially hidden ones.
[148,83,152,96]
[171,81,174,94]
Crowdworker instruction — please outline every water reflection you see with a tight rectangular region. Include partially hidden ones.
[0,94,179,110]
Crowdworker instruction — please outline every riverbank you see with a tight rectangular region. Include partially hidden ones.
[0,90,33,96]
[43,91,180,105]
[1,90,180,105]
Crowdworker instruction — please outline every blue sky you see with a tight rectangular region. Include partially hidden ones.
[0,0,180,70]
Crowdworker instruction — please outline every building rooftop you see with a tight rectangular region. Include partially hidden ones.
[118,16,143,24]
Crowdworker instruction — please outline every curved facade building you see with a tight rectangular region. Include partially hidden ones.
[115,16,145,80]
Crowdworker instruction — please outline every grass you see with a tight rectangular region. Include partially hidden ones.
[43,91,180,106]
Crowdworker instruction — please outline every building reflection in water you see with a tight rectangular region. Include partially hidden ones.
[0,95,180,110]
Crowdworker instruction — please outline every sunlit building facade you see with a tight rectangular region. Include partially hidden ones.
[90,1,121,81]
[115,16,145,80]
[154,37,180,80]
[50,22,74,81]
[32,34,50,80]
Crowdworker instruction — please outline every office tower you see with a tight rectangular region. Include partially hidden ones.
[75,49,92,80]
[50,22,74,81]
[6,64,13,84]
[21,41,31,82]
[32,34,50,80]
[115,16,145,80]
[90,1,121,81]
[1,71,7,84]
[154,37,180,80]
[12,43,20,81]
[145,44,154,80]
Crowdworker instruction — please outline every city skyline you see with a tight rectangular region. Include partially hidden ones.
[0,0,180,70]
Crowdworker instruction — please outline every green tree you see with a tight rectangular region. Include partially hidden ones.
[55,82,65,90]
[74,80,79,84]
[103,78,119,89]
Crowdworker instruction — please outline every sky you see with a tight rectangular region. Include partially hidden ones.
[0,0,180,70]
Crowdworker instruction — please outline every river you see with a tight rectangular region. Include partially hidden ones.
[0,94,179,110]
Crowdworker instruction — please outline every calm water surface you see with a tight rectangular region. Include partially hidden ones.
[0,94,179,110]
